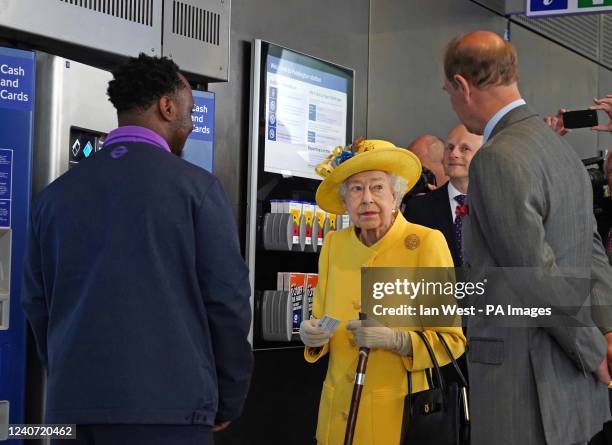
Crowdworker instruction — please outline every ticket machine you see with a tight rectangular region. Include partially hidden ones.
[0,46,36,443]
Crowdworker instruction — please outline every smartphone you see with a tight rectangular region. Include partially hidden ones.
[562,109,598,129]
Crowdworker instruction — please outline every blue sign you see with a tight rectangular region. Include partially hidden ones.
[0,46,35,444]
[308,104,316,121]
[183,90,214,173]
[267,87,277,142]
[83,141,93,158]
[529,0,568,11]
[268,127,276,141]
[0,55,34,112]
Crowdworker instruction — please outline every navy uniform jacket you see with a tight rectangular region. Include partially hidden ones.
[21,141,253,426]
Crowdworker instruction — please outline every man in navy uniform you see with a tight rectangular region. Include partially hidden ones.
[22,54,253,445]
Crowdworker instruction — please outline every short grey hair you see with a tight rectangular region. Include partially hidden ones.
[340,172,408,209]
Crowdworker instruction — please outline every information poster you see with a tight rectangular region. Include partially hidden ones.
[264,55,349,180]
[0,149,13,228]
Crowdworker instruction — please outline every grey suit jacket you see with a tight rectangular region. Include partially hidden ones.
[463,104,611,445]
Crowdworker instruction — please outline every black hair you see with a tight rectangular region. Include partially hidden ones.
[107,53,183,113]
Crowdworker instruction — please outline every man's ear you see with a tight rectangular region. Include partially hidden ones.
[157,95,176,122]
[453,74,471,101]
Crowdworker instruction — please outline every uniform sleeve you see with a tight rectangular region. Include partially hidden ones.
[402,229,466,371]
[20,206,49,367]
[195,178,253,422]
[304,231,333,363]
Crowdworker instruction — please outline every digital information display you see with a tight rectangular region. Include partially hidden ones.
[262,45,353,180]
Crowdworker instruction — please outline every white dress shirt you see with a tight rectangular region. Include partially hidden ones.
[447,181,465,222]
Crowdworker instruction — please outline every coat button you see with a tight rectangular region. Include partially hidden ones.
[342,411,349,420]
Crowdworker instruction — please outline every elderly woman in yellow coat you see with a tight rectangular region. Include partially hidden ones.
[299,139,466,445]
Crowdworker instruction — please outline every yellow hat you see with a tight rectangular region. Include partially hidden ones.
[315,139,422,214]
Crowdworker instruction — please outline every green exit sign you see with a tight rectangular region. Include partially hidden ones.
[578,0,612,7]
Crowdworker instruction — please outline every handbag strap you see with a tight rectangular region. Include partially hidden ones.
[400,331,444,444]
[413,330,445,390]
[399,367,413,445]
[435,332,468,388]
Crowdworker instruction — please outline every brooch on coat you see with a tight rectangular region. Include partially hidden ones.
[404,234,420,250]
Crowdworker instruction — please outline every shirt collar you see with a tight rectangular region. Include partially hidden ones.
[483,98,526,144]
[103,125,171,153]
[447,181,463,201]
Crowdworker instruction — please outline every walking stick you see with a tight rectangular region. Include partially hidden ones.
[343,312,370,445]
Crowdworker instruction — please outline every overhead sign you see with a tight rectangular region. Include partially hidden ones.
[527,0,612,16]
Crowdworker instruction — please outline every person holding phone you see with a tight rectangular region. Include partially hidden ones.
[543,94,612,135]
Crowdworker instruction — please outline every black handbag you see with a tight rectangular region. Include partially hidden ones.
[400,331,470,445]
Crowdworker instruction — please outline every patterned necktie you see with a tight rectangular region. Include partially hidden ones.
[454,194,467,266]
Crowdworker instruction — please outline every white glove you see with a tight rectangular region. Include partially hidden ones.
[299,318,332,347]
[345,319,412,356]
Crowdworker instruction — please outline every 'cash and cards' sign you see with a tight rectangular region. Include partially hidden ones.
[527,0,612,16]
[0,52,34,112]
[183,90,214,173]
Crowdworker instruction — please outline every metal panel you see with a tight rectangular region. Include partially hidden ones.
[512,13,600,62]
[58,0,155,26]
[368,0,506,145]
[510,23,599,159]
[603,14,612,69]
[471,0,525,14]
[0,0,162,58]
[245,39,262,345]
[163,0,230,82]
[32,52,117,194]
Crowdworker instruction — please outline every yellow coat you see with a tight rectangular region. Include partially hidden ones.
[305,212,466,445]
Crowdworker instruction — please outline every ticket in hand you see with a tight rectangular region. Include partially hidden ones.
[318,315,341,334]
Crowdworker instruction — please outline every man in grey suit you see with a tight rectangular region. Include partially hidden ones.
[442,31,612,445]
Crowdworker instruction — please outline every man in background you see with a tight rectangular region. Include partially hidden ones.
[403,124,482,267]
[408,134,449,188]
[21,54,253,445]
[443,31,612,445]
